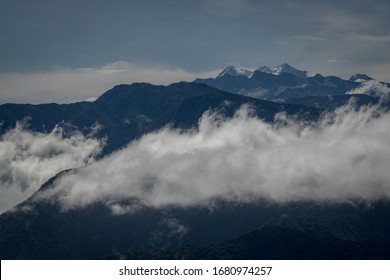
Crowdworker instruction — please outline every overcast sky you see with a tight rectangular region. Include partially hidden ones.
[1,0,390,104]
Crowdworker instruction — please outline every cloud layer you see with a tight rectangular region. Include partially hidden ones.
[0,122,102,213]
[38,103,390,213]
[0,62,219,104]
[347,79,390,98]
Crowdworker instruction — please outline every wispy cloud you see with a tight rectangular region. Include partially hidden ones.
[37,103,390,213]
[293,35,331,42]
[347,79,390,98]
[0,122,103,213]
[327,59,358,64]
[352,34,390,42]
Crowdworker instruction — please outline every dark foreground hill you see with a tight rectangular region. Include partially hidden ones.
[0,82,323,259]
[108,203,390,260]
[1,81,388,260]
[0,82,319,155]
[3,175,390,260]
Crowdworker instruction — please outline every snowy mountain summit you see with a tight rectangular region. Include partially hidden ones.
[216,66,253,78]
[349,74,373,83]
[256,65,272,73]
[197,63,389,102]
[271,63,309,79]
[217,63,310,79]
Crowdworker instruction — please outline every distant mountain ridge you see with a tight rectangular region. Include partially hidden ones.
[194,63,390,102]
[214,63,311,79]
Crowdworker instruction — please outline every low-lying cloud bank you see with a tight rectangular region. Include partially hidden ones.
[0,61,219,104]
[38,103,390,213]
[0,123,102,213]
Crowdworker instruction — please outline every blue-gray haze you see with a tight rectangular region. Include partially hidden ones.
[0,0,390,103]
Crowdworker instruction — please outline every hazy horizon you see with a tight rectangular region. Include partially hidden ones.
[1,0,390,104]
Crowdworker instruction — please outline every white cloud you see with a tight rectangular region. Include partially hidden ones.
[37,103,390,213]
[0,122,103,214]
[0,62,220,104]
[347,80,390,98]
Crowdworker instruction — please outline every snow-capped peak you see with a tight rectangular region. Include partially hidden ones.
[256,65,272,73]
[217,66,253,78]
[272,63,308,79]
[216,63,318,79]
[349,74,373,83]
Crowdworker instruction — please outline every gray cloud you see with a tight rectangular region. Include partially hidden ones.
[37,102,390,213]
[0,122,103,213]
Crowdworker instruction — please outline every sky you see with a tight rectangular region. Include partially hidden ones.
[1,0,390,104]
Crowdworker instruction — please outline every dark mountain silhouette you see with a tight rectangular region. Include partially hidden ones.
[0,82,320,155]
[108,203,390,260]
[3,176,390,260]
[0,80,389,260]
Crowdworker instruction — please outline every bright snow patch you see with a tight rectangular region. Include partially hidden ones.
[217,66,253,78]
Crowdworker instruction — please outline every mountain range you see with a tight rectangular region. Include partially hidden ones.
[1,64,390,259]
[0,82,320,156]
[195,63,390,104]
